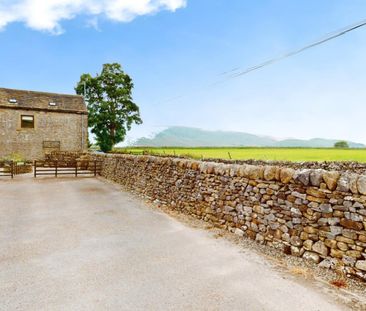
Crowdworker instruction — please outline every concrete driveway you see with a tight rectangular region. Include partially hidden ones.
[0,176,348,311]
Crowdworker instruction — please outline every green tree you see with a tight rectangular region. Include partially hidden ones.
[334,141,349,149]
[75,63,142,152]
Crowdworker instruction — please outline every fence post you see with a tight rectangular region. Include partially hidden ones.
[94,160,97,176]
[11,161,14,179]
[55,161,58,178]
[34,161,37,178]
[75,161,78,177]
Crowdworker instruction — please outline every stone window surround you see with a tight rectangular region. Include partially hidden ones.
[20,114,34,129]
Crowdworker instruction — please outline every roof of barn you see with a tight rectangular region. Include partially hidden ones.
[0,87,87,114]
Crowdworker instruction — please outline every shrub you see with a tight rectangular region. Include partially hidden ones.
[334,141,349,149]
[2,153,25,163]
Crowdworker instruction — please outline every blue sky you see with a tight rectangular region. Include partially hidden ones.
[1,0,366,144]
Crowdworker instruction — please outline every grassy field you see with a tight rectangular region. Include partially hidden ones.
[114,147,366,163]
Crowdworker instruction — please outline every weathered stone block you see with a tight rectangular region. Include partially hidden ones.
[234,228,244,236]
[349,173,359,194]
[323,171,340,191]
[340,218,363,231]
[312,241,328,256]
[359,235,366,243]
[303,239,313,250]
[245,165,264,180]
[280,168,295,184]
[290,236,302,247]
[356,260,366,271]
[342,229,357,240]
[263,166,277,181]
[306,188,326,198]
[294,169,310,186]
[357,176,366,195]
[309,169,325,187]
[346,250,362,259]
[291,246,301,257]
[337,242,348,251]
[337,174,350,193]
[313,204,332,213]
[303,251,320,263]
[330,249,344,259]
[325,239,337,249]
[304,226,318,234]
[336,236,355,244]
[253,205,264,215]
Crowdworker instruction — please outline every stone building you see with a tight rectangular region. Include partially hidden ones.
[0,87,88,160]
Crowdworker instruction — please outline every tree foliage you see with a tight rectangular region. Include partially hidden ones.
[75,63,142,152]
[334,141,349,149]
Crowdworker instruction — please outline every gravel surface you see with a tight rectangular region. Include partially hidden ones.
[0,175,362,310]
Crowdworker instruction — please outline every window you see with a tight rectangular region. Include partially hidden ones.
[21,115,34,129]
[43,141,60,149]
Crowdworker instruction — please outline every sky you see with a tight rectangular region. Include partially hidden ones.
[0,0,366,145]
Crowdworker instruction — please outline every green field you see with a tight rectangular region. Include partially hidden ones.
[114,147,366,163]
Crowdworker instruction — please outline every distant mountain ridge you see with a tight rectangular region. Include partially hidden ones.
[132,127,365,148]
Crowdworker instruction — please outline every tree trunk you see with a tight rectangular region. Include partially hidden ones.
[110,125,116,145]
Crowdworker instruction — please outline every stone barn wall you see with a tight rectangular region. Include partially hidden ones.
[97,153,366,280]
[0,109,88,160]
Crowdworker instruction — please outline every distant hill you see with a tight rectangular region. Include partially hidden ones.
[133,127,365,148]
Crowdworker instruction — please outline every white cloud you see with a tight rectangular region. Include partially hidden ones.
[0,0,186,34]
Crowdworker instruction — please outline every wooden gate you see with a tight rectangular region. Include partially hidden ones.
[0,161,14,178]
[34,160,102,178]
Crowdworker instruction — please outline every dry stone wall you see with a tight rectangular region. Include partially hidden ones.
[45,151,93,162]
[98,154,366,280]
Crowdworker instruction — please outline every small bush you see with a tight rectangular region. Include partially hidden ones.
[2,153,25,163]
[334,141,349,149]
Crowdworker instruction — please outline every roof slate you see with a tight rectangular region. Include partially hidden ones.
[0,87,86,113]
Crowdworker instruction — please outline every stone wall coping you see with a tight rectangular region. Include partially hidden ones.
[98,153,366,196]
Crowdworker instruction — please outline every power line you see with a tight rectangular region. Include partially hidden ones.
[225,18,366,79]
[162,18,366,103]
